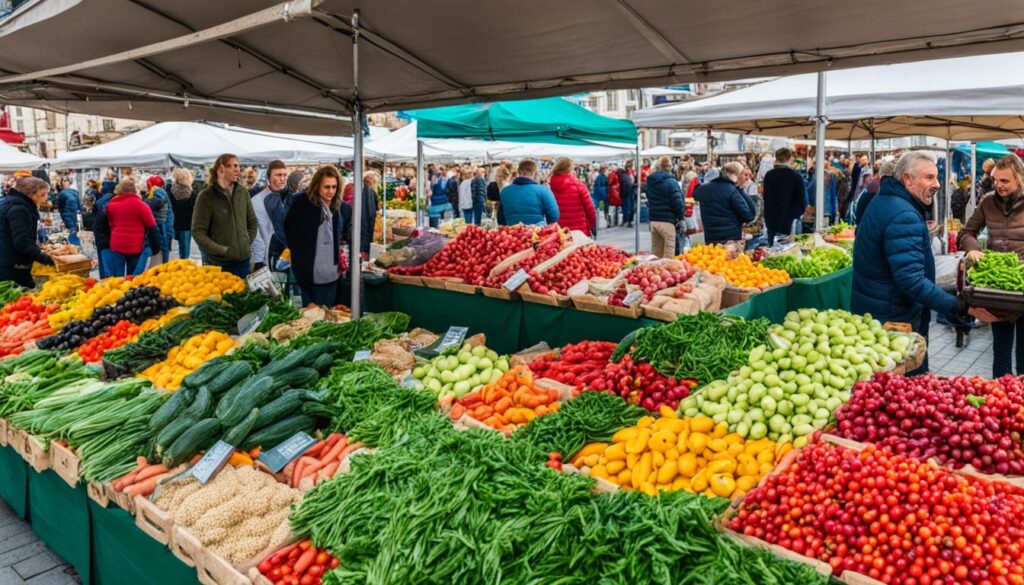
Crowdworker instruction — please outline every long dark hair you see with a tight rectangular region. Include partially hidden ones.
[306,166,344,212]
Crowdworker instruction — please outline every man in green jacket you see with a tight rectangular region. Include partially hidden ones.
[191,154,258,278]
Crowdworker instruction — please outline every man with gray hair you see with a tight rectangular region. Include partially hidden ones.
[852,151,995,372]
[692,161,755,246]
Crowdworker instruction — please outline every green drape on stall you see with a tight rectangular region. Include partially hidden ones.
[28,469,92,585]
[786,267,853,313]
[89,501,198,585]
[0,444,29,519]
[518,303,659,349]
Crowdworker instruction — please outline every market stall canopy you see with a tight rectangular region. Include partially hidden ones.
[2,0,1024,132]
[633,53,1024,141]
[51,121,354,170]
[403,98,637,145]
[366,122,635,163]
[955,140,1010,158]
[0,140,45,171]
[641,145,683,157]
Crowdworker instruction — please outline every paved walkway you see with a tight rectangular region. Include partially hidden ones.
[0,502,79,585]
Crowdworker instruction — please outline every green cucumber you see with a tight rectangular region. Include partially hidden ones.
[274,367,319,390]
[251,391,304,429]
[257,349,306,378]
[222,408,260,447]
[215,375,268,420]
[204,361,253,396]
[184,386,212,419]
[181,361,229,390]
[311,354,334,375]
[163,418,222,467]
[218,376,276,426]
[241,414,316,451]
[154,416,198,458]
[147,386,196,431]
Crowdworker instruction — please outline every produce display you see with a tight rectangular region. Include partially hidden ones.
[586,353,695,412]
[571,409,789,499]
[138,330,236,390]
[728,440,1024,585]
[389,224,541,283]
[526,243,628,295]
[411,342,510,399]
[31,274,87,305]
[76,320,140,363]
[132,258,246,304]
[609,259,697,304]
[527,340,616,390]
[449,365,562,433]
[759,247,852,278]
[283,432,361,490]
[0,281,25,306]
[0,296,57,358]
[256,540,339,585]
[967,251,1024,291]
[481,231,564,288]
[48,276,133,328]
[685,244,790,288]
[112,456,183,497]
[154,465,299,565]
[835,372,1024,475]
[682,309,915,442]
[37,285,175,352]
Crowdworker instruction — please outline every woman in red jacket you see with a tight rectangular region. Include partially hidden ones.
[549,158,596,236]
[95,177,156,276]
[606,164,622,226]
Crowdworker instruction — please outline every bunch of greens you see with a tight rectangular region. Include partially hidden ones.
[221,291,301,333]
[627,313,771,384]
[759,247,851,278]
[512,391,647,456]
[0,352,93,417]
[968,251,1024,291]
[289,312,410,360]
[0,281,25,306]
[102,315,207,375]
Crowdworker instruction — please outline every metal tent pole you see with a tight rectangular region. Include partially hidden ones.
[635,142,641,254]
[813,71,827,231]
[942,139,951,254]
[349,9,364,318]
[968,143,978,220]
[416,140,424,227]
[381,156,387,246]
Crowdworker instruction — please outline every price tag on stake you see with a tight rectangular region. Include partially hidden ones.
[258,431,316,473]
[237,305,270,336]
[623,290,644,306]
[353,349,371,361]
[503,269,529,292]
[414,326,469,358]
[245,266,280,298]
[190,440,235,484]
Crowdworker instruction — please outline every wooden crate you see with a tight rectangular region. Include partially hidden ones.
[519,289,571,307]
[561,463,620,496]
[87,481,110,508]
[22,434,49,473]
[570,294,611,315]
[720,280,791,309]
[387,273,424,286]
[420,276,450,290]
[0,418,7,447]
[110,486,137,514]
[169,526,204,568]
[480,286,519,300]
[197,548,252,585]
[890,333,927,375]
[49,441,81,487]
[134,495,174,544]
[445,280,479,295]
[608,303,642,319]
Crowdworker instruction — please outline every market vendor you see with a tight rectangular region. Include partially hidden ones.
[0,176,55,288]
[958,154,1024,377]
[852,152,996,372]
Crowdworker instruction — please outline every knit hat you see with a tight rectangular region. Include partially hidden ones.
[146,175,165,189]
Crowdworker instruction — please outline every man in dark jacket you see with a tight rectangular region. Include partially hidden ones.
[618,163,636,228]
[355,171,379,260]
[0,177,54,287]
[852,152,995,372]
[470,167,487,226]
[645,156,686,258]
[445,170,460,219]
[56,179,81,246]
[762,147,806,245]
[694,162,756,245]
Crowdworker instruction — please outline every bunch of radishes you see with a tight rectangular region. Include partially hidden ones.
[835,372,1024,475]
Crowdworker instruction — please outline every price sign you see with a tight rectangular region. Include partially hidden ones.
[415,326,469,358]
[190,441,235,484]
[353,349,372,362]
[623,290,644,306]
[258,431,316,473]
[401,374,419,388]
[503,269,529,292]
[237,305,270,336]
[246,266,280,298]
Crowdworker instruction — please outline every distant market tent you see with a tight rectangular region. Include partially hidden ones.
[0,140,45,171]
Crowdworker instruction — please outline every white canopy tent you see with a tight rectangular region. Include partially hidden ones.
[5,1,1024,315]
[0,141,46,171]
[640,145,683,157]
[51,121,355,170]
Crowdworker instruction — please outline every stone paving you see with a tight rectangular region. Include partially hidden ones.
[0,502,79,585]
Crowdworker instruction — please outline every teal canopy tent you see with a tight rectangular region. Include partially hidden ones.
[955,141,1010,158]
[403,97,637,146]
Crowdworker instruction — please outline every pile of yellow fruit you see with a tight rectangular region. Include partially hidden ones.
[684,244,789,289]
[134,259,245,305]
[32,274,86,305]
[571,408,791,500]
[49,277,132,329]
[139,306,190,333]
[139,330,235,391]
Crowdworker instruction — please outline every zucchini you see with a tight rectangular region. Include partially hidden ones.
[215,375,268,420]
[154,416,198,458]
[222,408,260,447]
[273,367,319,390]
[163,418,222,467]
[218,376,276,426]
[257,349,306,378]
[184,386,212,419]
[251,391,304,429]
[181,361,229,390]
[205,361,253,396]
[311,353,334,375]
[298,342,342,366]
[147,386,196,431]
[241,414,316,451]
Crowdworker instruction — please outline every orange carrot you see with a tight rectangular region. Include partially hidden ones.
[124,477,159,496]
[319,438,348,464]
[291,460,305,488]
[189,453,203,465]
[325,433,343,448]
[293,547,317,575]
[130,464,168,484]
[449,403,466,420]
[247,447,261,459]
[321,460,341,479]
[304,440,327,459]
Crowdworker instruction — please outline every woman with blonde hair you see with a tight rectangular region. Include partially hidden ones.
[284,166,350,306]
[169,168,197,259]
[192,153,257,277]
[959,153,1024,376]
[548,157,596,235]
[488,162,515,225]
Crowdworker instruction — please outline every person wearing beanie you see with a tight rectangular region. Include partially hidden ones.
[169,168,197,260]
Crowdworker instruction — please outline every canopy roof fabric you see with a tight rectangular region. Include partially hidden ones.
[955,141,1010,157]
[0,141,45,171]
[51,121,354,170]
[640,145,683,157]
[633,53,1024,141]
[365,122,634,163]
[405,98,637,145]
[2,1,1024,132]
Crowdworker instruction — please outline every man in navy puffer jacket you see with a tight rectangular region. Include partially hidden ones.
[852,152,995,372]
[693,161,755,245]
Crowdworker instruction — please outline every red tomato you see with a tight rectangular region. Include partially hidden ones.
[314,552,329,566]
[269,567,282,580]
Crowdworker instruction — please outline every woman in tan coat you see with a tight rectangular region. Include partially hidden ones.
[958,154,1024,377]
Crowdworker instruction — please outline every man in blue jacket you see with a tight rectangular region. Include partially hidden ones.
[56,178,81,246]
[852,151,995,372]
[694,162,756,245]
[499,159,559,226]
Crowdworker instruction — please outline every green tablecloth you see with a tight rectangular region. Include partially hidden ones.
[0,444,28,519]
[787,267,853,313]
[89,501,198,585]
[28,469,92,585]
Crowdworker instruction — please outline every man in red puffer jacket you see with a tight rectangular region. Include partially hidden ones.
[548,158,596,236]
